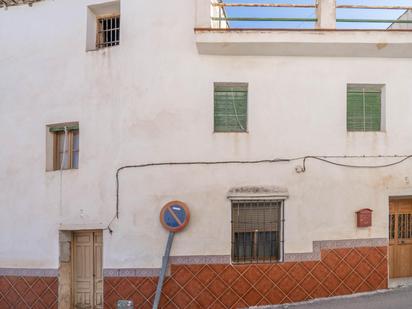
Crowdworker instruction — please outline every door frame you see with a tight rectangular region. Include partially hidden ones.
[71,229,103,309]
[389,197,412,279]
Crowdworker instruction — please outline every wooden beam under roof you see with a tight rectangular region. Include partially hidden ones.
[0,0,43,8]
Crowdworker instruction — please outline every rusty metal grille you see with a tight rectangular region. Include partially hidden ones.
[398,214,412,239]
[231,199,283,264]
[389,214,395,239]
[97,16,120,49]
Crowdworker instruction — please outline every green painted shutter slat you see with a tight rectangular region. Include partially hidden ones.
[347,92,364,131]
[347,89,381,132]
[49,125,79,132]
[214,85,247,132]
[364,92,381,131]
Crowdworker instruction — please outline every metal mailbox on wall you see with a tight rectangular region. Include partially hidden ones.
[356,208,373,228]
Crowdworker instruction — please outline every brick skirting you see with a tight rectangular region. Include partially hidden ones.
[104,246,388,309]
[0,276,58,308]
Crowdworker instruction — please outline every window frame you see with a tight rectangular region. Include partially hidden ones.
[96,14,120,49]
[231,199,284,264]
[52,129,79,171]
[346,84,385,132]
[214,82,248,133]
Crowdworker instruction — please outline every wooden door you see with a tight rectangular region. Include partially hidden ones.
[389,199,412,278]
[94,232,103,309]
[73,231,103,309]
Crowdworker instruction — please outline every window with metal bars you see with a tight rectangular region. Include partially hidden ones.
[214,83,248,132]
[96,15,120,49]
[347,84,383,132]
[231,200,283,263]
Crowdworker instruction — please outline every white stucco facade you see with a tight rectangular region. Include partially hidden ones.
[1,0,412,272]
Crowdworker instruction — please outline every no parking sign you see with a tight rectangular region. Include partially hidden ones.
[160,200,190,232]
[153,200,190,309]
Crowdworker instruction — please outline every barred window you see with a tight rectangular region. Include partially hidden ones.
[97,15,120,49]
[231,200,283,263]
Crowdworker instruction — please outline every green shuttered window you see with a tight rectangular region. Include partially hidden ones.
[347,86,382,132]
[214,83,248,132]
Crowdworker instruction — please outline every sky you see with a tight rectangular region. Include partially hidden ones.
[222,0,412,29]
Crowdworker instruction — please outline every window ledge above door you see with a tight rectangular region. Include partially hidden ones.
[227,185,289,200]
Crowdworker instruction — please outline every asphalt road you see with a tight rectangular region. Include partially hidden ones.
[253,286,412,309]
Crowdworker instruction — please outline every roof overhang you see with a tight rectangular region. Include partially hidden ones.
[0,0,44,8]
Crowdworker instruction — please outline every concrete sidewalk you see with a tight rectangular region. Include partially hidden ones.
[252,286,412,309]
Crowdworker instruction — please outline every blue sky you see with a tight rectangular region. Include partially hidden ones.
[222,0,411,29]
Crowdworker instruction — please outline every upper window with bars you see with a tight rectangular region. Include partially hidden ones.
[231,200,283,264]
[347,84,384,132]
[96,15,120,49]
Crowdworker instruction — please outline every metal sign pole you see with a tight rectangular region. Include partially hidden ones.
[153,232,175,309]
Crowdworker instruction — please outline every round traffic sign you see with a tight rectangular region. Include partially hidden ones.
[160,201,190,233]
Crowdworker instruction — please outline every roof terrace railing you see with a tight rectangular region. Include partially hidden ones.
[205,1,412,30]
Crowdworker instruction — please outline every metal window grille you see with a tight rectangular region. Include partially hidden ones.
[97,16,120,49]
[231,199,283,264]
[398,214,412,239]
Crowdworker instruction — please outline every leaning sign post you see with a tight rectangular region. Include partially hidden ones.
[153,201,190,309]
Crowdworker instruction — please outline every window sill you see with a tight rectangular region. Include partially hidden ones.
[347,131,386,134]
[86,45,120,53]
[46,168,79,173]
[195,29,412,58]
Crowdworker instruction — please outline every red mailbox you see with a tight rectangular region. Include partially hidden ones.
[356,208,373,228]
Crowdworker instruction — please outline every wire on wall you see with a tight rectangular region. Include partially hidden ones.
[106,154,412,233]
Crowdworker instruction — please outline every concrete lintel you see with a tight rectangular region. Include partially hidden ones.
[196,30,412,58]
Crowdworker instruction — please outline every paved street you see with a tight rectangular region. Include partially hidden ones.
[254,286,412,309]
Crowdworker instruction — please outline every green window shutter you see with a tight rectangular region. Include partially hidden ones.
[364,92,381,131]
[347,88,381,132]
[214,84,247,132]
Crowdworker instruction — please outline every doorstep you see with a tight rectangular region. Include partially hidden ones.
[389,277,412,288]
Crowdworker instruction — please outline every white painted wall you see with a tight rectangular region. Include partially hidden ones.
[1,0,412,270]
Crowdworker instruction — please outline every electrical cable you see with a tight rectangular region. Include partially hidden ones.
[302,155,412,172]
[230,89,246,131]
[105,154,412,233]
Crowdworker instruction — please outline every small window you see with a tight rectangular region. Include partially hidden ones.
[86,1,120,51]
[49,125,79,170]
[214,83,247,132]
[231,200,283,263]
[347,84,383,132]
[96,15,120,49]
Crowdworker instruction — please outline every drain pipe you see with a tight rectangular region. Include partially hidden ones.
[153,232,175,309]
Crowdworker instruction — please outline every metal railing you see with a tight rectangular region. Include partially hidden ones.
[335,3,412,28]
[210,1,412,30]
[212,2,318,28]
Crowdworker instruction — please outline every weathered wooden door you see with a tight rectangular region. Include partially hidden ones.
[389,199,412,278]
[73,231,103,309]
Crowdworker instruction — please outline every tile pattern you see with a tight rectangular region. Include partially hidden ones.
[104,246,388,309]
[0,276,58,308]
[0,268,58,277]
[285,238,388,262]
[104,238,389,278]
